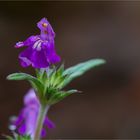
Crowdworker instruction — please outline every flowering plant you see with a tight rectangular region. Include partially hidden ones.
[6,18,105,140]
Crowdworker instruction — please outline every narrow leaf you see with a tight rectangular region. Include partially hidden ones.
[7,73,35,81]
[48,89,78,105]
[63,59,105,86]
[7,73,44,95]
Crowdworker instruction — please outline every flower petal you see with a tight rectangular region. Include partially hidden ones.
[31,47,50,68]
[19,47,32,67]
[44,116,55,129]
[14,111,24,126]
[15,41,24,48]
[43,41,61,64]
[23,35,39,46]
[41,128,47,138]
[48,52,61,64]
[24,89,39,106]
[15,36,38,49]
[24,107,38,138]
[37,18,55,40]
[18,124,26,135]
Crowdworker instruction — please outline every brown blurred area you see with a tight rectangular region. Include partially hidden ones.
[1,1,140,139]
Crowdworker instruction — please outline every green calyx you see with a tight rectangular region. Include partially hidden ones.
[7,59,105,105]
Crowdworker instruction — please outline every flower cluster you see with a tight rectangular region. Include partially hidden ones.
[15,18,60,68]
[9,89,55,138]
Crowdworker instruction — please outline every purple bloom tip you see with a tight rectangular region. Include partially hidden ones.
[37,18,55,38]
[15,18,60,68]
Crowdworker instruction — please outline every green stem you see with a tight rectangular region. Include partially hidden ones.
[34,104,50,140]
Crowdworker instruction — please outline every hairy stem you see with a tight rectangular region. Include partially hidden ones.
[34,104,50,140]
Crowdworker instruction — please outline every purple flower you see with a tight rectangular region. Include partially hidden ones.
[15,18,60,68]
[9,89,55,138]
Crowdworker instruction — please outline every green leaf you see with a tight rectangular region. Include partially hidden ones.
[63,59,105,86]
[48,89,78,105]
[57,64,64,75]
[7,72,36,81]
[3,135,14,140]
[4,134,31,140]
[16,134,31,140]
[7,73,44,96]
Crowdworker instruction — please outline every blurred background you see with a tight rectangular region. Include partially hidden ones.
[0,1,140,139]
